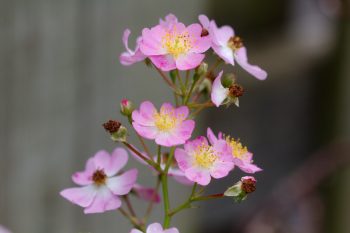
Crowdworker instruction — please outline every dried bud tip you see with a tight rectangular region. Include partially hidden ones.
[103,120,121,134]
[229,84,244,97]
[241,176,256,193]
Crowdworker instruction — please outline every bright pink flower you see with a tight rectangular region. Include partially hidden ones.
[120,29,146,66]
[140,15,211,71]
[207,20,267,80]
[129,146,193,186]
[132,101,195,147]
[175,135,234,186]
[60,148,138,214]
[207,128,262,173]
[211,71,229,107]
[130,222,179,233]
[133,184,160,203]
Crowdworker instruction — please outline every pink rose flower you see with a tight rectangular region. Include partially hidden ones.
[132,101,195,147]
[60,148,138,214]
[207,128,262,173]
[130,222,179,233]
[199,14,267,80]
[140,15,211,71]
[120,29,146,66]
[175,134,234,186]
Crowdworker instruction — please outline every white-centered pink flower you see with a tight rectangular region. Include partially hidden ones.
[132,101,195,147]
[207,128,262,173]
[120,29,146,66]
[175,134,234,186]
[60,148,138,214]
[140,15,211,71]
[199,15,267,80]
[130,222,179,233]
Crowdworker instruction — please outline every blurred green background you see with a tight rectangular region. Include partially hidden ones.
[0,0,349,233]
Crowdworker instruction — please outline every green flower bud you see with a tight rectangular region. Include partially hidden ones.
[120,99,134,117]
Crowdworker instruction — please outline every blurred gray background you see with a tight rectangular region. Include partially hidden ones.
[1,0,349,233]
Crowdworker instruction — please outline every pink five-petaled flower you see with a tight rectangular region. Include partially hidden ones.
[140,15,211,71]
[207,128,262,173]
[130,222,179,233]
[132,101,195,147]
[199,15,267,80]
[175,134,234,186]
[60,148,138,214]
[120,29,146,66]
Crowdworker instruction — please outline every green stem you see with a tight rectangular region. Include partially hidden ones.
[154,65,178,92]
[157,145,162,165]
[118,208,144,231]
[169,183,197,216]
[184,76,199,105]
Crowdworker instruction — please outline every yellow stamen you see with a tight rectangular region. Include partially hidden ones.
[194,143,218,168]
[226,136,249,160]
[162,27,193,58]
[154,108,184,132]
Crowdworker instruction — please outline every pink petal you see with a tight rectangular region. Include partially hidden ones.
[147,223,164,233]
[185,167,211,186]
[84,186,122,214]
[93,150,111,170]
[172,120,195,142]
[234,47,267,80]
[198,14,210,29]
[172,175,194,185]
[0,225,11,233]
[210,22,234,46]
[133,184,160,203]
[155,132,184,147]
[160,102,175,113]
[184,136,208,154]
[140,26,167,55]
[210,161,234,179]
[213,140,232,161]
[174,148,192,171]
[212,44,234,65]
[60,186,96,208]
[122,29,132,53]
[174,105,189,118]
[104,147,129,176]
[72,157,95,185]
[175,53,205,70]
[187,23,211,53]
[236,160,262,174]
[164,228,180,233]
[133,123,159,140]
[211,71,228,107]
[120,50,145,66]
[159,14,178,29]
[132,101,157,126]
[207,127,218,145]
[106,169,138,195]
[149,55,177,71]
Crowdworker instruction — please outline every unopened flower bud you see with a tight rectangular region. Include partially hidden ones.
[224,176,257,202]
[197,62,208,77]
[102,120,127,142]
[221,73,236,88]
[120,99,134,116]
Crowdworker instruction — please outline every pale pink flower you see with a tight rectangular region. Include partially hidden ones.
[207,128,262,173]
[175,134,234,186]
[60,148,138,214]
[130,222,179,233]
[140,15,211,71]
[129,146,193,186]
[208,20,267,80]
[133,184,160,203]
[120,29,146,66]
[132,101,195,147]
[159,13,178,30]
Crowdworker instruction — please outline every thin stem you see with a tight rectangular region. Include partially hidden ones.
[185,70,190,86]
[123,142,162,173]
[189,101,214,118]
[184,76,200,105]
[169,183,197,216]
[154,66,178,91]
[118,208,144,230]
[192,193,224,202]
[157,145,162,165]
[124,195,137,218]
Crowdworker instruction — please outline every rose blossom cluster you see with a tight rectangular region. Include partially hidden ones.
[61,13,266,233]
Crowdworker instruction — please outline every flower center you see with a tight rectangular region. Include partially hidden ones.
[226,137,249,160]
[162,29,193,58]
[194,144,218,168]
[92,169,107,185]
[154,109,182,132]
[227,36,243,51]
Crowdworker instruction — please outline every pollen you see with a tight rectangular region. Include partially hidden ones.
[92,169,107,185]
[194,144,218,168]
[227,36,244,51]
[162,28,193,58]
[154,109,183,132]
[226,137,249,160]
